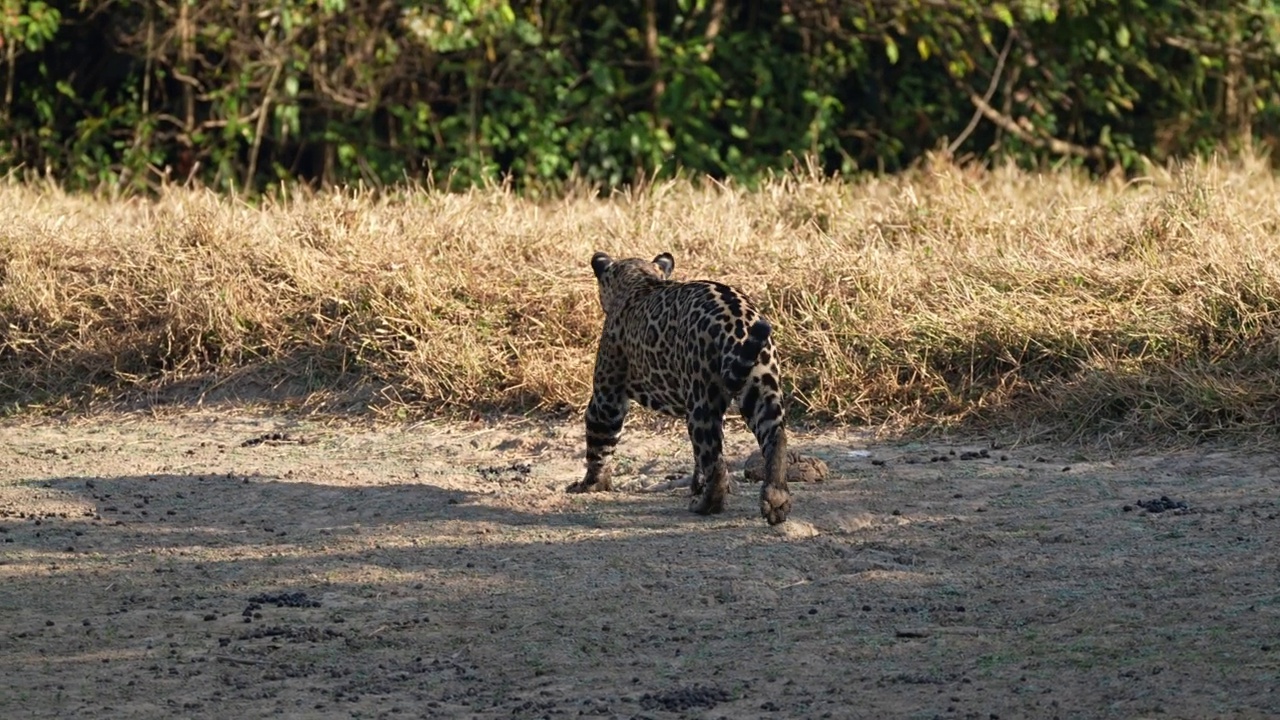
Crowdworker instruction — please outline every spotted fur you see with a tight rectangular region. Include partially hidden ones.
[566,251,792,525]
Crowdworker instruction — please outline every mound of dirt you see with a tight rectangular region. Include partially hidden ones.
[743,449,829,483]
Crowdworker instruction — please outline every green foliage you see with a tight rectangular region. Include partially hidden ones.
[2,0,1280,193]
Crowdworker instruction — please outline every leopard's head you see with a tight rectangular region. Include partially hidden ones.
[589,251,674,315]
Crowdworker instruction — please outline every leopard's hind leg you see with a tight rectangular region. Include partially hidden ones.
[740,371,790,525]
[687,383,730,516]
[723,318,792,525]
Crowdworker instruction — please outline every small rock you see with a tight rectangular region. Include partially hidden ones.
[1136,496,1189,514]
[743,450,829,483]
[772,519,820,538]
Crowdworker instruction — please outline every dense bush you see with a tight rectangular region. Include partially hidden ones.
[3,1,1280,193]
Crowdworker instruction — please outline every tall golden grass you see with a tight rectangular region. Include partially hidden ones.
[3,154,1280,444]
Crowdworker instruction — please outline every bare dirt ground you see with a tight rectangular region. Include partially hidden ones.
[1,410,1277,720]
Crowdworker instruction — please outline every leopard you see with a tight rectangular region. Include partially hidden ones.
[566,251,792,525]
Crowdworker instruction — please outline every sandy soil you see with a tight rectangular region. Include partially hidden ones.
[1,410,1277,719]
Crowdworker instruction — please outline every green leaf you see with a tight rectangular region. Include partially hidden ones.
[1115,24,1130,49]
[884,36,899,64]
[514,19,542,45]
[588,61,615,94]
[917,37,930,60]
[993,3,1014,27]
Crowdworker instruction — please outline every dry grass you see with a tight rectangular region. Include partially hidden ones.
[4,154,1280,445]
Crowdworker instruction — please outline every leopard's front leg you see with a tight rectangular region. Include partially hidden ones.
[568,349,628,494]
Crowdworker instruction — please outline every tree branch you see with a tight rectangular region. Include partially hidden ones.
[244,57,285,192]
[947,31,1013,156]
[1163,34,1272,62]
[965,89,1105,160]
[643,0,666,127]
[699,0,727,62]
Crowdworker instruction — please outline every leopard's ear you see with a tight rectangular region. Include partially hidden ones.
[653,252,675,278]
[590,252,613,279]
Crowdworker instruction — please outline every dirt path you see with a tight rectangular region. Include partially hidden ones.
[1,411,1277,719]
